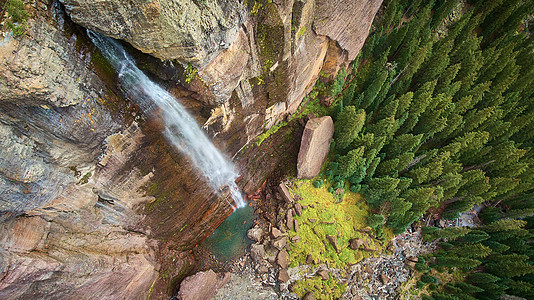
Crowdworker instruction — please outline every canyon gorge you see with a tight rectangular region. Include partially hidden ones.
[0,0,382,298]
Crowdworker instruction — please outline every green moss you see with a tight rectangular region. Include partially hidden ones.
[255,121,288,146]
[297,26,307,37]
[293,276,347,300]
[5,0,28,37]
[146,278,157,300]
[78,172,92,185]
[286,179,386,269]
[143,182,170,214]
[184,63,198,84]
[256,2,284,74]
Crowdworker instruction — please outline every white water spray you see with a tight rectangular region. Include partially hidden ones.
[88,31,246,208]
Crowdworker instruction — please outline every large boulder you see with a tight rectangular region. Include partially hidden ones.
[297,117,335,179]
[176,270,230,300]
[247,225,263,242]
[250,244,266,263]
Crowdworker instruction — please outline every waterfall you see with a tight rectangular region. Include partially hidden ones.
[88,31,246,209]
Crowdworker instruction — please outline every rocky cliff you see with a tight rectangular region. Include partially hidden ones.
[0,0,381,298]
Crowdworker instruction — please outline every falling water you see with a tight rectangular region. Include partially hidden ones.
[88,31,245,208]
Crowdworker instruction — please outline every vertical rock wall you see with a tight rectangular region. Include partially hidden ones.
[0,0,382,298]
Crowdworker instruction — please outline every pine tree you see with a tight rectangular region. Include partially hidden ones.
[334,106,366,150]
[485,255,534,278]
[436,257,481,270]
[338,146,366,178]
[466,272,500,284]
[424,226,470,241]
[360,70,389,111]
[415,40,454,88]
[399,80,436,134]
[386,133,424,157]
[430,0,460,30]
[367,115,399,141]
[449,243,492,258]
[454,282,484,294]
[367,214,386,228]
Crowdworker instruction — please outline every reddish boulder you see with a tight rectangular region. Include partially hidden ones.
[297,117,334,179]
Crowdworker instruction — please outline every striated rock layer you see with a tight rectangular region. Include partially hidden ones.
[0,0,382,298]
[0,1,159,298]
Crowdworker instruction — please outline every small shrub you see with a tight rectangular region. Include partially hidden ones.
[313,180,324,188]
[440,242,454,250]
[367,214,385,228]
[421,275,439,284]
[350,184,362,193]
[333,181,343,189]
[422,226,439,234]
[415,263,431,273]
[416,280,426,289]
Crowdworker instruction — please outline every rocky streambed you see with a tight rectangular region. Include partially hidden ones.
[178,179,436,300]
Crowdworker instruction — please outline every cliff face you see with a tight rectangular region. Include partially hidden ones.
[59,0,247,66]
[0,1,158,298]
[0,0,382,298]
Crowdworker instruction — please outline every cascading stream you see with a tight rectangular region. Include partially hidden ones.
[88,31,246,208]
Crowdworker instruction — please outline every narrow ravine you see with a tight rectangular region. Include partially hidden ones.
[88,31,245,208]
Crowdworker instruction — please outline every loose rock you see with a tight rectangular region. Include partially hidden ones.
[326,235,341,253]
[247,226,263,242]
[272,236,287,251]
[380,273,390,284]
[279,183,294,203]
[295,203,303,216]
[277,249,290,269]
[306,254,315,265]
[278,269,289,283]
[349,238,364,250]
[271,227,282,238]
[297,116,335,178]
[250,244,266,262]
[176,270,230,300]
[286,209,294,231]
[316,269,329,280]
[294,219,299,232]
